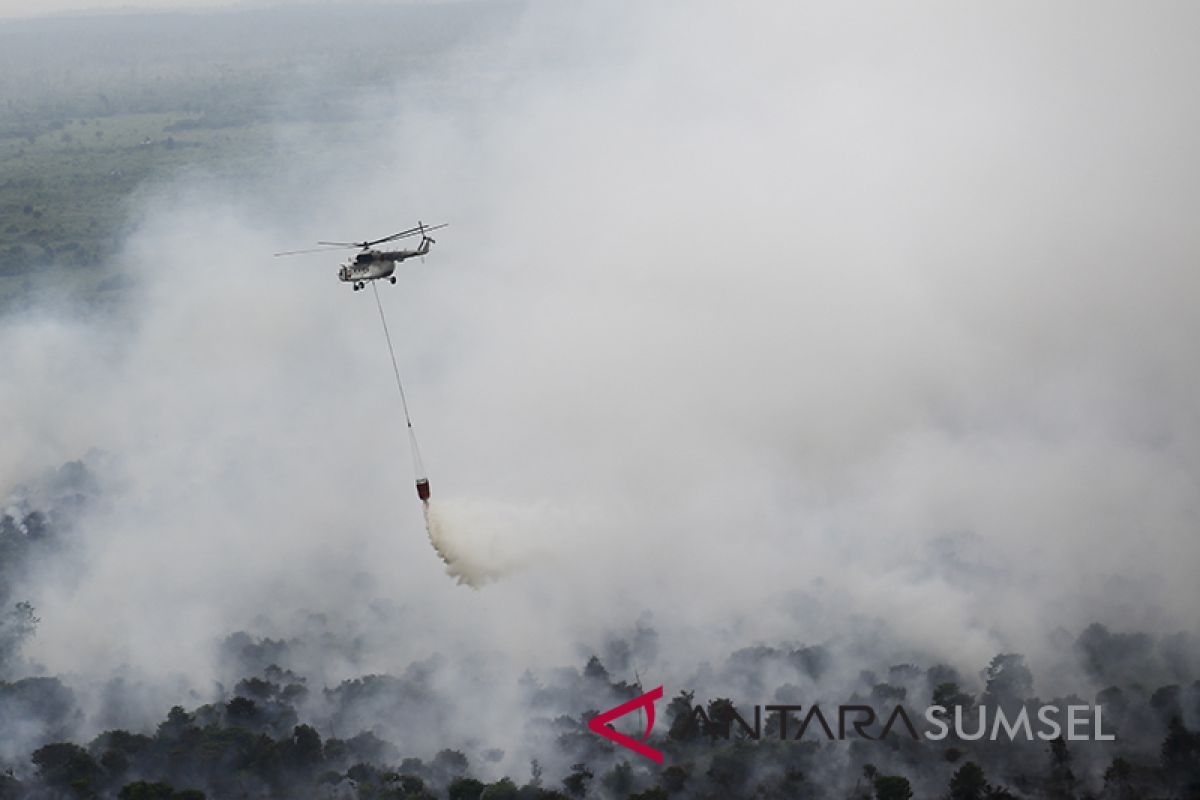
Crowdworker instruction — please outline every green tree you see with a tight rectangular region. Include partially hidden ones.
[666,690,698,740]
[561,763,592,798]
[629,788,668,800]
[480,777,519,800]
[873,774,913,800]
[932,682,974,710]
[600,762,633,797]
[983,654,1033,702]
[0,772,22,800]
[1102,757,1136,800]
[281,723,322,771]
[949,762,988,800]
[984,789,1020,799]
[31,743,102,795]
[156,706,194,740]
[705,698,736,736]
[397,774,427,795]
[1047,736,1077,799]
[707,748,750,791]
[660,764,688,793]
[0,601,39,675]
[448,777,485,800]
[117,782,175,800]
[582,656,609,683]
[1162,717,1200,791]
[433,749,469,780]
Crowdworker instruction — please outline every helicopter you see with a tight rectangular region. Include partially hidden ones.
[274,221,448,291]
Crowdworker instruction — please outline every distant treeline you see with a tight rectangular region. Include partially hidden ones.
[1,633,1197,799]
[0,2,521,136]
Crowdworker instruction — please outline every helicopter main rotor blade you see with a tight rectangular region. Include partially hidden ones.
[368,223,449,247]
[273,245,355,257]
[364,229,419,247]
[282,223,449,255]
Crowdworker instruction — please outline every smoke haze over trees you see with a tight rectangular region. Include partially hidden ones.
[2,1,1200,798]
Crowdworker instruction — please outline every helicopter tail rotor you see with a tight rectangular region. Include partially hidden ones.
[416,221,438,262]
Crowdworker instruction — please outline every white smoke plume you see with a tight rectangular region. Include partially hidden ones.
[1,2,1199,768]
[422,498,555,589]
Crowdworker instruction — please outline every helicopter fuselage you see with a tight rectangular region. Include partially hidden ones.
[338,240,431,288]
[273,222,444,287]
[338,253,398,284]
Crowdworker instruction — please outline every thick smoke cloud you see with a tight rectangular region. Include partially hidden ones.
[2,0,1200,781]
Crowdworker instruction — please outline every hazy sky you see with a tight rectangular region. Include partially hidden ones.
[3,0,1200,772]
[0,0,387,20]
[0,0,226,17]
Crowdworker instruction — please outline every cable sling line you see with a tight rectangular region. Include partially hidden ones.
[371,282,430,501]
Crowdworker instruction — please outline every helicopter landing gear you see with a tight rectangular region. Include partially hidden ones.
[352,282,365,291]
[389,276,397,285]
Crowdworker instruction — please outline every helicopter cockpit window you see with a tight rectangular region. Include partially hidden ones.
[355,253,371,264]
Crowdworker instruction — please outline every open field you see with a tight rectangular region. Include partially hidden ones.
[1,112,257,266]
[0,109,360,261]
[0,1,513,308]
[0,112,341,307]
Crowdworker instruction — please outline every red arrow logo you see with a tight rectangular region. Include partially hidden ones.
[587,686,664,764]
